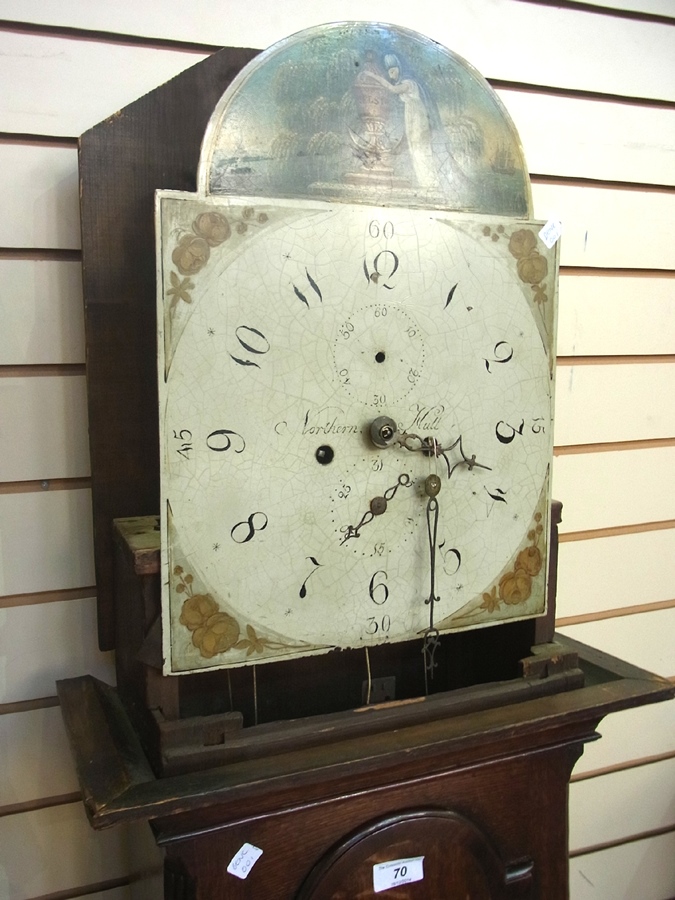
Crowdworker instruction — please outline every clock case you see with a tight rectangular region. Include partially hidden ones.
[73,31,576,778]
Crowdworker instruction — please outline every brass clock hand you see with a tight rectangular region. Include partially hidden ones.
[422,473,442,690]
[369,416,491,479]
[340,473,412,544]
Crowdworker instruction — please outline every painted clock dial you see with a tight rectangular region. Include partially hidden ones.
[158,196,557,674]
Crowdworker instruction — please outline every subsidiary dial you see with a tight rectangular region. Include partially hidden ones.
[333,304,427,408]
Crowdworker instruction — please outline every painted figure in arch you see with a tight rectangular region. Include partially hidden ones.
[362,54,442,189]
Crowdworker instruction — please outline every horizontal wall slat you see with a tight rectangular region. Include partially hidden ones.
[557,528,675,619]
[0,1,673,101]
[569,829,675,900]
[4,361,672,486]
[558,605,675,677]
[499,88,675,185]
[0,803,129,900]
[0,489,94,596]
[0,32,207,137]
[551,446,675,533]
[0,376,90,482]
[0,597,113,704]
[574,701,675,778]
[0,143,79,249]
[557,272,674,356]
[554,362,675,446]
[0,706,79,806]
[532,182,675,269]
[585,0,675,15]
[569,755,675,851]
[2,141,673,273]
[0,585,97,609]
[0,260,84,365]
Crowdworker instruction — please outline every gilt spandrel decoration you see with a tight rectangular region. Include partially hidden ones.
[200,22,531,216]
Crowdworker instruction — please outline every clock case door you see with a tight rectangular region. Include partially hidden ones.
[81,44,566,777]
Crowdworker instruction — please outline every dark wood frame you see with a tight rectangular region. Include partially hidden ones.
[79,44,259,650]
[58,637,673,898]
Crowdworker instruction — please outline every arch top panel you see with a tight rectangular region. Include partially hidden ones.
[198,21,532,217]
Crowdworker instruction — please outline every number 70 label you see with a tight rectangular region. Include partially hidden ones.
[373,856,425,893]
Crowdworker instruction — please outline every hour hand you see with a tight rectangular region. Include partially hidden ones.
[340,473,412,544]
[369,416,490,479]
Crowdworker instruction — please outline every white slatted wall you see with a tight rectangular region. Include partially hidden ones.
[0,1,672,898]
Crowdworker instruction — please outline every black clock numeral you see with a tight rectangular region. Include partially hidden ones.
[230,325,270,368]
[366,614,391,635]
[444,282,459,309]
[439,542,461,576]
[368,570,389,606]
[206,428,246,453]
[231,511,268,544]
[496,419,525,444]
[172,429,193,459]
[484,487,508,517]
[364,250,399,289]
[496,417,546,444]
[299,556,322,598]
[292,268,323,307]
[368,219,395,239]
[485,486,508,504]
[484,341,514,373]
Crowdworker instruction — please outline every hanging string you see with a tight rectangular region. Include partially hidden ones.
[365,646,372,705]
[253,664,258,726]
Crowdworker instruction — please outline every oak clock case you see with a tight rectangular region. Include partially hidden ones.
[61,23,675,900]
[158,198,556,677]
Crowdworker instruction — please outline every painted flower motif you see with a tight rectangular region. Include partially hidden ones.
[192,211,231,247]
[167,271,194,307]
[235,624,266,656]
[172,234,210,275]
[193,611,241,658]
[481,586,500,613]
[532,285,548,305]
[508,229,537,259]
[499,570,532,605]
[179,593,219,630]
[517,254,548,285]
[515,545,543,577]
[479,507,545,616]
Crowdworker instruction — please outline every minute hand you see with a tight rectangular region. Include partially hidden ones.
[340,473,412,544]
[395,432,492,480]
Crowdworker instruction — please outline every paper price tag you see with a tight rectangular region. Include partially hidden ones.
[373,856,424,893]
[538,218,563,249]
[227,843,263,880]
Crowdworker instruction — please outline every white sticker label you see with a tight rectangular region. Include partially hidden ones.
[373,856,424,893]
[227,843,263,880]
[538,218,563,249]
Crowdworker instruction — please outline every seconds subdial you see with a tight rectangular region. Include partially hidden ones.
[333,304,427,408]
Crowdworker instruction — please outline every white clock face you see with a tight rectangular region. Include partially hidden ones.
[158,196,556,674]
